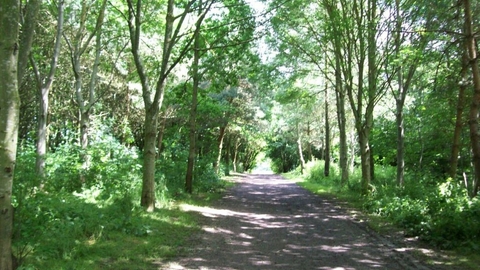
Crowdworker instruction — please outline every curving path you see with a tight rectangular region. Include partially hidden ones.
[158,173,442,270]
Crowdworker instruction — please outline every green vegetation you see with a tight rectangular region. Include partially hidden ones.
[12,136,229,269]
[2,0,480,268]
[291,160,480,268]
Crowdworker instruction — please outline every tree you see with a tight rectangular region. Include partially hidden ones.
[463,0,480,196]
[63,0,108,175]
[268,0,351,185]
[185,0,214,193]
[324,75,331,177]
[390,0,432,186]
[324,0,386,194]
[30,0,64,181]
[0,1,21,268]
[184,0,256,189]
[126,0,198,210]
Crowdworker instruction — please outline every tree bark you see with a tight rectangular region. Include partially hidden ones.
[141,109,158,211]
[156,114,167,159]
[394,0,405,187]
[0,1,20,268]
[363,0,378,194]
[463,0,480,197]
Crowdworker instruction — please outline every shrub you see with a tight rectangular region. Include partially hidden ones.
[364,177,480,249]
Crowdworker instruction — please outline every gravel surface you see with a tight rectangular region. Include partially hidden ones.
[158,173,448,270]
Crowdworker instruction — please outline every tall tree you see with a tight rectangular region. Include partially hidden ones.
[30,0,64,181]
[325,0,385,194]
[0,1,20,268]
[463,0,480,197]
[450,47,469,179]
[185,0,214,193]
[390,0,432,186]
[63,0,108,150]
[126,0,197,210]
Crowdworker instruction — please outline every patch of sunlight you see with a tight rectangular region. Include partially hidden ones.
[180,204,275,220]
[395,247,433,255]
[163,262,185,269]
[319,245,350,253]
[203,227,234,234]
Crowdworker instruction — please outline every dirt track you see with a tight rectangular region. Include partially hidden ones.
[158,173,445,270]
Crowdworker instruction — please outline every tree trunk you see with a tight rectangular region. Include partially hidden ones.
[185,1,205,193]
[394,0,405,186]
[358,128,372,193]
[463,0,480,197]
[335,73,349,186]
[63,0,106,185]
[297,127,306,175]
[141,109,158,211]
[214,125,227,174]
[18,0,40,84]
[450,31,469,179]
[0,1,20,268]
[325,1,349,186]
[233,137,240,172]
[126,0,197,208]
[224,136,230,176]
[364,0,377,194]
[156,114,167,159]
[36,89,48,179]
[324,74,331,177]
[31,0,63,182]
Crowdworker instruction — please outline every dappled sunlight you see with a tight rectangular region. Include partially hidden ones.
[160,174,431,269]
[180,204,276,220]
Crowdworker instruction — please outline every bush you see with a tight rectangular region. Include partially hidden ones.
[364,177,480,249]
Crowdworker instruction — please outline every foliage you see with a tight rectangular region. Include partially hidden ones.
[364,178,480,249]
[11,123,231,268]
[266,137,299,173]
[12,190,202,269]
[297,160,480,250]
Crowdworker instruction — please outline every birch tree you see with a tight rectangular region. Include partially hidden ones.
[0,1,20,268]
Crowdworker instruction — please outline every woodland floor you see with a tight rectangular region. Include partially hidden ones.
[155,173,461,270]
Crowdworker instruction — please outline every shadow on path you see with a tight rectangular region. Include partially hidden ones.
[157,174,434,270]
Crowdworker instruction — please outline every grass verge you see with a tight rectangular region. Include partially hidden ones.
[15,181,233,270]
[284,161,480,270]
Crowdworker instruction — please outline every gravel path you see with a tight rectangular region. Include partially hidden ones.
[158,173,444,270]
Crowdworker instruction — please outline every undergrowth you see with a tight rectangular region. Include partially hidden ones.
[12,132,228,269]
[293,160,480,250]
